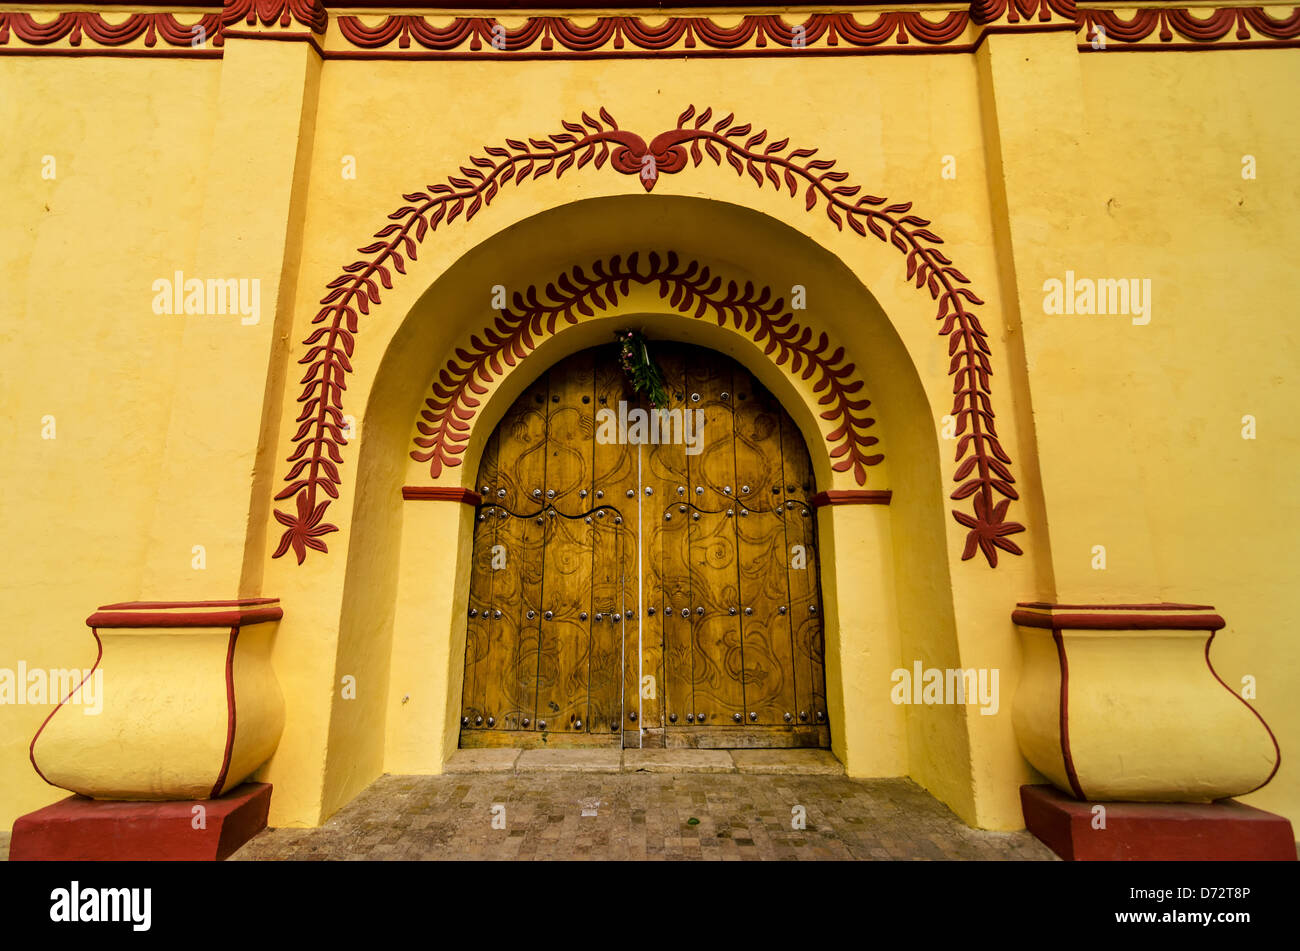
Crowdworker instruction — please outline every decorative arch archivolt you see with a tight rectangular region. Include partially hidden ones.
[409,250,882,483]
[273,106,1025,568]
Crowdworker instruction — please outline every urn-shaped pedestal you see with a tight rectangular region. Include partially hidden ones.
[1011,603,1279,802]
[31,599,285,800]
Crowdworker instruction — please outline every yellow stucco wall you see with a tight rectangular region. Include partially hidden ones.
[1057,47,1300,822]
[1,9,1295,835]
[0,56,222,826]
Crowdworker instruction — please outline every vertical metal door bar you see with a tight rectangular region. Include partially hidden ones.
[636,442,644,748]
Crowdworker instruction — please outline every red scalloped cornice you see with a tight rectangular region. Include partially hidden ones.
[223,0,327,34]
[1,3,1297,56]
[1082,6,1300,48]
[332,10,971,56]
[0,8,227,52]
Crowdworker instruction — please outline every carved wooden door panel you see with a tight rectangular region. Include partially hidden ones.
[780,412,827,727]
[458,342,828,750]
[460,376,546,736]
[591,352,638,739]
[642,346,827,747]
[459,356,632,747]
[731,369,800,727]
[640,345,690,747]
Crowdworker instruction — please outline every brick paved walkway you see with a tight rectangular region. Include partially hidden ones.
[229,770,1056,861]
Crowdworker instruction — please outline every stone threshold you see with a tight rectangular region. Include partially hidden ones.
[445,748,844,775]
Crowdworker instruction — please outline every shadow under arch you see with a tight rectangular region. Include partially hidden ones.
[322,194,973,824]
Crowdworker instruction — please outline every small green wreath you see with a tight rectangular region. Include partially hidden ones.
[615,330,670,409]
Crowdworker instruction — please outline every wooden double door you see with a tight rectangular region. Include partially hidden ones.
[459,342,829,749]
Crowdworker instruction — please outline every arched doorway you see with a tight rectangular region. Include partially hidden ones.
[458,340,830,749]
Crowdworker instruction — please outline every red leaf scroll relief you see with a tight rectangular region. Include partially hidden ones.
[275,107,1022,568]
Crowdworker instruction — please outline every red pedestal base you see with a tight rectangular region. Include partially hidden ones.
[9,783,271,861]
[1021,784,1296,861]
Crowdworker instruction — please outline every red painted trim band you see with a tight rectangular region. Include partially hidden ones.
[86,606,283,629]
[319,44,982,61]
[30,1,221,6]
[1079,39,1300,52]
[210,626,240,799]
[1204,632,1281,795]
[1013,610,1226,631]
[222,27,325,56]
[99,598,279,610]
[29,628,104,789]
[811,489,893,507]
[1017,601,1213,611]
[0,47,222,58]
[1052,628,1087,800]
[401,486,483,505]
[969,21,1078,51]
[328,1,945,8]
